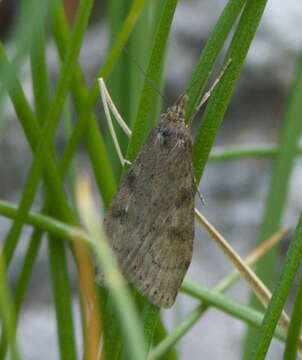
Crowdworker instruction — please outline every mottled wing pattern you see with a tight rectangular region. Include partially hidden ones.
[97,111,195,308]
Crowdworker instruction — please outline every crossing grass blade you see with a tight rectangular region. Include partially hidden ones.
[244,51,302,358]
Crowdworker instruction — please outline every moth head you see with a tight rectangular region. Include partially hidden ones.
[166,93,188,122]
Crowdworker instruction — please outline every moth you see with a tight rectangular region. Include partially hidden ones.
[96,62,230,308]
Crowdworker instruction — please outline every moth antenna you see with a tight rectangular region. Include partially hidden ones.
[122,47,168,105]
[187,58,232,123]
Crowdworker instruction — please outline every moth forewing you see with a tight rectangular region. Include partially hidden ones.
[97,93,195,308]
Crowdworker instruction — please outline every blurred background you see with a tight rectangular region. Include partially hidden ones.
[1,0,302,358]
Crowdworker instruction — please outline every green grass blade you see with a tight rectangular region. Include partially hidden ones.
[51,0,116,207]
[48,238,77,360]
[100,0,149,78]
[52,0,149,207]
[251,214,302,359]
[149,306,204,360]
[13,230,42,314]
[1,3,94,357]
[0,0,49,116]
[185,0,246,123]
[103,295,123,360]
[106,0,134,177]
[150,280,286,360]
[0,44,73,263]
[62,98,78,208]
[208,144,302,161]
[2,163,46,263]
[152,229,282,359]
[244,52,302,357]
[6,0,49,69]
[0,200,79,239]
[78,182,147,360]
[142,303,160,352]
[125,0,179,163]
[182,281,285,341]
[193,0,269,183]
[0,43,40,146]
[127,2,155,127]
[3,0,94,265]
[30,20,50,121]
[283,271,302,359]
[0,229,42,359]
[0,254,21,360]
[153,321,178,360]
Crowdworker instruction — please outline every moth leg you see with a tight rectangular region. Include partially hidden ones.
[98,78,132,166]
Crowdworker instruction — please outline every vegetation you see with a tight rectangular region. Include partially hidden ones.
[0,0,302,359]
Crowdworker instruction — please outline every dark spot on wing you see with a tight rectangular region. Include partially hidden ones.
[175,187,193,208]
[111,205,127,223]
[125,168,136,190]
[168,226,190,243]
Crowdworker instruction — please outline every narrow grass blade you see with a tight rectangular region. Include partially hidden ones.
[30,20,50,121]
[193,0,269,183]
[48,238,77,360]
[3,0,94,267]
[125,0,179,163]
[149,306,203,360]
[153,321,178,360]
[0,229,42,358]
[209,144,302,161]
[0,46,71,264]
[0,200,79,239]
[244,51,302,357]
[106,0,134,177]
[283,271,302,359]
[51,0,116,207]
[72,241,101,360]
[103,295,123,360]
[142,303,160,352]
[127,2,155,127]
[251,214,302,359]
[0,254,21,360]
[183,281,285,341]
[52,0,149,207]
[149,284,285,360]
[185,0,246,123]
[0,0,50,116]
[152,229,286,358]
[2,3,94,358]
[77,177,147,360]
